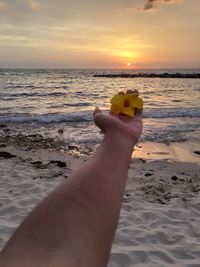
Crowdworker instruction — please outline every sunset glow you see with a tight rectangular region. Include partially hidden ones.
[0,0,199,68]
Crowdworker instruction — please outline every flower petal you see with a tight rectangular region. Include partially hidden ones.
[110,95,126,114]
[110,95,125,106]
[110,92,143,117]
[110,103,124,114]
[122,106,135,117]
[130,97,143,109]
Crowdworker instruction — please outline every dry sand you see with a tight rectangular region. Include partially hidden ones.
[0,134,200,266]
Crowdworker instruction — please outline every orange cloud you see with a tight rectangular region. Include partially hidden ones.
[0,1,8,12]
[28,0,39,12]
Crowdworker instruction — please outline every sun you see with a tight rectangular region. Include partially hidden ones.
[127,63,131,67]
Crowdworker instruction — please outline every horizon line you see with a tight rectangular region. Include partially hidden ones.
[0,67,200,70]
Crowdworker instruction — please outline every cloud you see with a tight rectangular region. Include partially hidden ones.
[27,0,39,12]
[0,1,8,12]
[142,0,181,11]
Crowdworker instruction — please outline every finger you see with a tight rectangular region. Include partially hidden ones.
[93,107,102,117]
[109,110,119,117]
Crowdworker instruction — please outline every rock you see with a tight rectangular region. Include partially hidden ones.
[171,175,178,181]
[145,172,152,177]
[52,171,63,178]
[0,124,7,128]
[27,134,43,142]
[68,145,79,151]
[54,140,66,147]
[0,151,16,159]
[32,161,46,169]
[139,158,146,163]
[50,160,67,168]
[158,186,165,193]
[3,128,11,134]
[93,73,200,79]
[58,128,64,134]
[0,144,6,148]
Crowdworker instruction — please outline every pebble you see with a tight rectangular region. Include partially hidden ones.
[171,175,178,181]
[0,151,16,159]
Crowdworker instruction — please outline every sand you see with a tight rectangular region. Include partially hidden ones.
[0,133,200,266]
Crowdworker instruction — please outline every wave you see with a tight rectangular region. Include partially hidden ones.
[0,92,67,99]
[0,112,92,123]
[144,108,200,118]
[0,108,200,123]
[5,84,70,90]
[63,102,92,107]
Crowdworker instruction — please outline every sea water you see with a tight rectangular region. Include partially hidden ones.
[0,69,200,145]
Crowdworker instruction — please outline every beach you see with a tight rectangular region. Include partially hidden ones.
[0,68,200,266]
[0,126,200,266]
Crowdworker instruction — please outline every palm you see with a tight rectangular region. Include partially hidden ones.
[94,108,142,143]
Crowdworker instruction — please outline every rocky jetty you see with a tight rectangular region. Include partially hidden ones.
[93,72,200,79]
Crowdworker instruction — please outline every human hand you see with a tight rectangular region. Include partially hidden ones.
[93,90,143,146]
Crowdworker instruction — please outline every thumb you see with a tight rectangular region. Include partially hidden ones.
[93,107,102,117]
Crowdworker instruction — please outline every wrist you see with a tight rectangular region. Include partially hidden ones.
[104,128,137,152]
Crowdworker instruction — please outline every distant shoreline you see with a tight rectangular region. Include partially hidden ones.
[94,73,200,79]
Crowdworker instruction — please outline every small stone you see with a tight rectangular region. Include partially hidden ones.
[171,175,178,181]
[32,161,43,168]
[3,128,11,134]
[0,151,16,159]
[50,160,67,168]
[68,145,79,151]
[145,172,152,177]
[58,128,64,134]
[0,144,6,148]
[139,158,146,163]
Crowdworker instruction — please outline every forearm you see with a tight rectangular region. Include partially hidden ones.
[0,129,136,267]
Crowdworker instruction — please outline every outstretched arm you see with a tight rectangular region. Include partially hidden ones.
[0,94,142,267]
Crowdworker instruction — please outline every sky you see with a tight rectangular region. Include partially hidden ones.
[0,0,200,69]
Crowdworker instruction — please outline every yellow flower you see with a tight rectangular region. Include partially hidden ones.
[110,92,143,117]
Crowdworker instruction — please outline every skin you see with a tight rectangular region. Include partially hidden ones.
[0,90,143,267]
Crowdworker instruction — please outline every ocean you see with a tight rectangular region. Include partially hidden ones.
[0,68,200,145]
